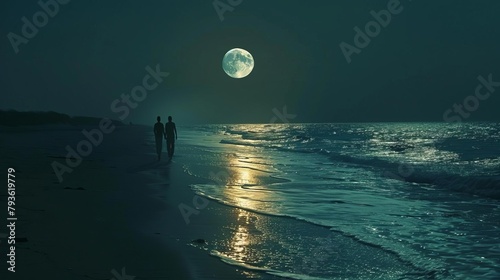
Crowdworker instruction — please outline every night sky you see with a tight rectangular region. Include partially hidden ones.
[1,0,499,124]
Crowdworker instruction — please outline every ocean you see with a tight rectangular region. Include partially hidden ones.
[175,123,500,279]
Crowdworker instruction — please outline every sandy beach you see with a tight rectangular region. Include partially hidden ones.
[2,122,500,279]
[0,124,281,280]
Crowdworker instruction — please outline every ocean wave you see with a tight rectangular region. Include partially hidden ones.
[404,173,500,199]
[219,135,500,200]
[191,184,437,279]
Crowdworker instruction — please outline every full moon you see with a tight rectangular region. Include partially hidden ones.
[222,48,254,78]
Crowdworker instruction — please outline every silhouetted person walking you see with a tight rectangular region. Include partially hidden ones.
[154,116,165,160]
[165,116,177,158]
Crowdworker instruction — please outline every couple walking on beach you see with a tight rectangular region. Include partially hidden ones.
[154,116,177,160]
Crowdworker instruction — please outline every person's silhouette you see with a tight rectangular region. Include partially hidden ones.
[165,116,177,158]
[153,116,165,160]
